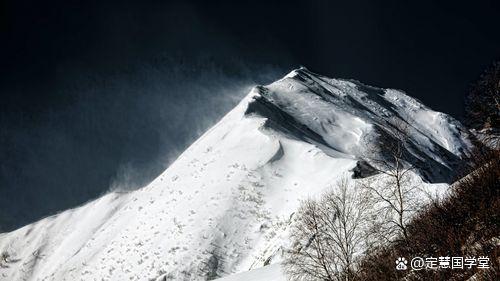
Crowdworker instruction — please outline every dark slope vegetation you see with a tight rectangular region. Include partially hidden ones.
[356,145,499,281]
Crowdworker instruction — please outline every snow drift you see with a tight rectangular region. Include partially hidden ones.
[0,68,472,281]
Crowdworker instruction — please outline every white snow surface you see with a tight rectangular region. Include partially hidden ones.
[0,68,472,281]
[216,263,285,281]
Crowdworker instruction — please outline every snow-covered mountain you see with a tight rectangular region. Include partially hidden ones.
[0,68,472,281]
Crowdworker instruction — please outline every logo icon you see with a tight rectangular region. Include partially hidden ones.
[396,257,408,270]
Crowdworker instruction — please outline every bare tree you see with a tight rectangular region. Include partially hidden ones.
[283,178,371,281]
[363,119,423,245]
[465,61,500,149]
[465,61,500,131]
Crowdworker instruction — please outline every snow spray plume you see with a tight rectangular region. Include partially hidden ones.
[107,58,283,191]
[0,56,284,231]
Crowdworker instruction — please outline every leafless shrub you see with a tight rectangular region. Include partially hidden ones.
[283,178,372,281]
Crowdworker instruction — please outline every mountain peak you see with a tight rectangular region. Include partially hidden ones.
[0,69,473,281]
[245,68,472,182]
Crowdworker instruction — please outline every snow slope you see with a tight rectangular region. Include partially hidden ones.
[0,68,472,281]
[216,263,285,281]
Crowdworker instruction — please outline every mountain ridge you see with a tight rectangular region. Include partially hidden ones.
[247,68,471,182]
[0,69,472,281]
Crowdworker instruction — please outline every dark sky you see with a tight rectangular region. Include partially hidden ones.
[1,0,499,231]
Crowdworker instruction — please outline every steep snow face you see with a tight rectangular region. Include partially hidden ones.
[0,69,472,281]
[248,69,471,182]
